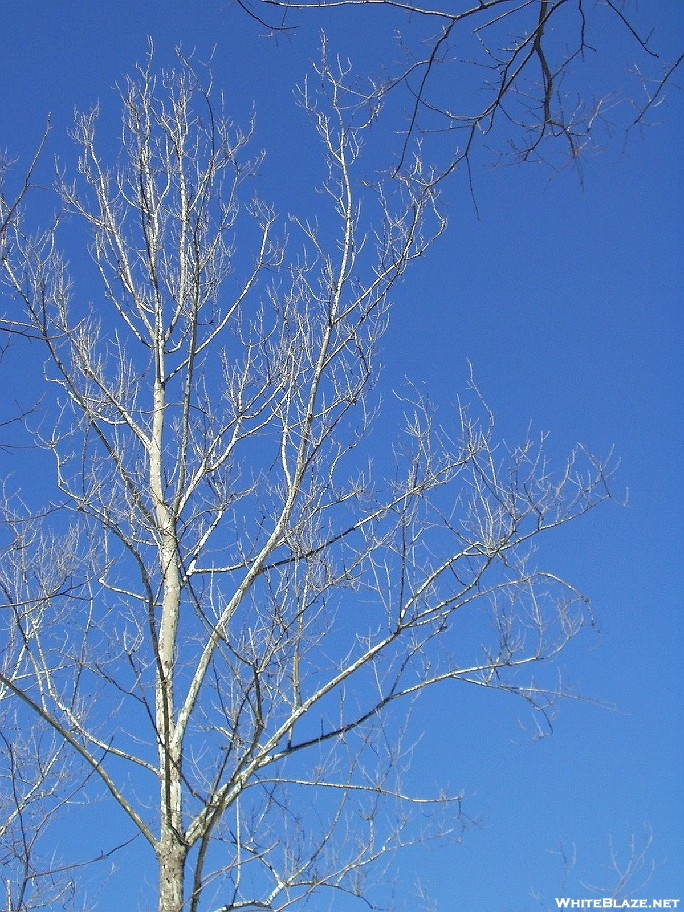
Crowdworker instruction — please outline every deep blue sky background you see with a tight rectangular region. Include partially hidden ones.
[1,2,682,910]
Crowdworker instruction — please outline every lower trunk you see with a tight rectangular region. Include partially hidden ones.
[157,834,187,912]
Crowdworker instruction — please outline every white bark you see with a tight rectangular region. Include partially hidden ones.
[0,46,614,912]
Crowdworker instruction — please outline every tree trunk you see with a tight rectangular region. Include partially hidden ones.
[157,832,187,912]
[151,370,186,912]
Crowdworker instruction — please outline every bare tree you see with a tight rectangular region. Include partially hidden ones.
[1,126,92,912]
[0,717,75,912]
[1,133,46,245]
[1,125,50,358]
[243,0,683,181]
[0,47,614,912]
[531,829,657,909]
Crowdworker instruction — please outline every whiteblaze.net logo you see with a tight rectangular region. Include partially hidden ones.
[555,901,680,909]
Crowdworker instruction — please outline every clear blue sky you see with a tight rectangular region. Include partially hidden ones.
[1,2,682,910]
